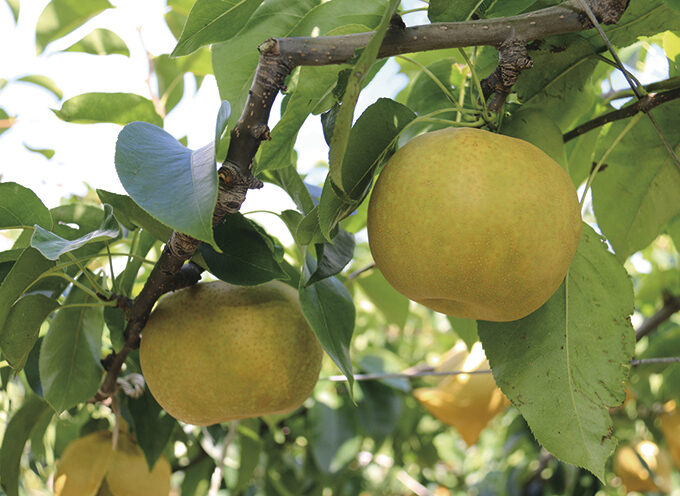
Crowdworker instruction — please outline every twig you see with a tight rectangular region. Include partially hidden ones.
[636,294,680,341]
[322,358,680,382]
[348,263,376,280]
[208,421,239,496]
[602,76,680,103]
[630,357,680,366]
[563,88,680,142]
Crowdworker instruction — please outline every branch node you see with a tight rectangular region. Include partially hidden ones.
[583,0,629,25]
[251,123,271,141]
[482,39,533,112]
[258,38,279,56]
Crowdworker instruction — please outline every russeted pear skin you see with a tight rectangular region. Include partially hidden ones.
[367,127,581,322]
[140,280,323,425]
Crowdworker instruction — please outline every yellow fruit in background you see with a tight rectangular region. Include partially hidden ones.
[367,127,581,322]
[140,280,323,425]
[413,341,510,445]
[54,430,171,496]
[613,441,672,494]
[660,400,680,470]
[54,431,112,496]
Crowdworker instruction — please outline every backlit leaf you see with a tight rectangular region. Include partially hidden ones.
[172,0,264,56]
[36,0,112,53]
[54,93,162,126]
[0,182,52,230]
[64,28,129,56]
[17,75,63,99]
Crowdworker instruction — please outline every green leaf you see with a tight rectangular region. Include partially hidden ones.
[16,75,63,99]
[64,28,129,56]
[668,213,680,251]
[0,107,13,137]
[327,0,401,193]
[212,0,317,125]
[30,204,119,260]
[0,248,55,331]
[234,419,263,494]
[0,182,52,230]
[39,279,105,412]
[198,213,287,285]
[335,98,415,197]
[357,380,402,443]
[6,0,19,22]
[36,0,113,53]
[0,294,59,371]
[319,98,415,239]
[356,269,410,328]
[115,121,218,246]
[307,229,355,286]
[665,0,680,12]
[127,387,177,470]
[447,317,479,351]
[0,394,52,496]
[254,65,343,175]
[154,54,186,114]
[308,400,361,474]
[53,93,162,126]
[478,224,635,480]
[299,254,355,393]
[428,0,484,21]
[516,34,599,131]
[215,100,230,160]
[23,143,55,159]
[592,100,680,260]
[262,166,316,215]
[96,189,173,242]
[172,0,264,56]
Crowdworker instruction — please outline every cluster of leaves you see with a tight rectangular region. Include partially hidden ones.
[0,0,680,494]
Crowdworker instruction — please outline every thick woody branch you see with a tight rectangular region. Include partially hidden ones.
[563,87,680,142]
[95,0,629,400]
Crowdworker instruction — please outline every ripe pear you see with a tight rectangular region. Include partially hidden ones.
[413,341,510,445]
[54,430,171,496]
[367,127,581,322]
[613,441,672,493]
[140,280,323,425]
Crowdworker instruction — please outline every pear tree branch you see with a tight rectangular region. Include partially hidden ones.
[563,87,680,142]
[94,0,629,401]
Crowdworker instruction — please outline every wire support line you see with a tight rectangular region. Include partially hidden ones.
[322,357,680,382]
